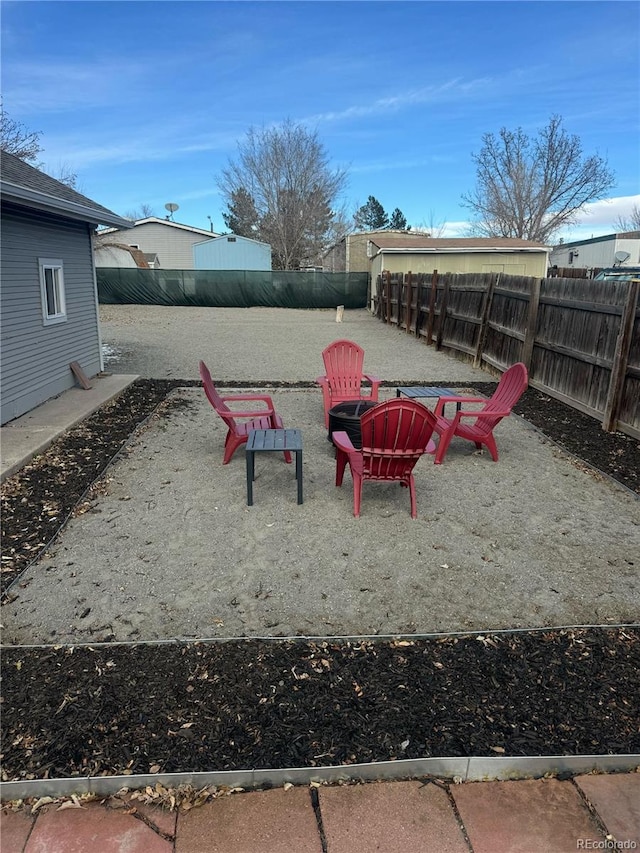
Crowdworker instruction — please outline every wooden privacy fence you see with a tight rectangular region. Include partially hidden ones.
[547,266,603,279]
[375,270,640,439]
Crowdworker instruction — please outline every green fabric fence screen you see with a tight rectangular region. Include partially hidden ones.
[97,269,369,309]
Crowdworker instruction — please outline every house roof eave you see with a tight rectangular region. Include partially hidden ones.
[1,182,132,229]
[101,217,217,237]
[373,246,550,255]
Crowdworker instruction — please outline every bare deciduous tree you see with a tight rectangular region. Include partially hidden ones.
[1,104,82,189]
[462,115,615,244]
[218,119,347,269]
[322,204,352,252]
[46,161,80,190]
[413,210,449,237]
[0,103,43,162]
[614,204,640,233]
[123,204,155,221]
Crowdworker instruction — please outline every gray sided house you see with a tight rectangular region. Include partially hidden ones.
[97,218,217,269]
[549,231,640,271]
[193,234,272,270]
[0,151,131,424]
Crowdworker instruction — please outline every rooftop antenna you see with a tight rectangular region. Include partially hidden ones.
[164,202,179,221]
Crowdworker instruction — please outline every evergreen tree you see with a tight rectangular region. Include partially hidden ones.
[353,196,389,230]
[388,208,409,230]
[222,187,260,236]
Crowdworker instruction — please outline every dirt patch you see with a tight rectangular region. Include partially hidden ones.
[1,379,639,780]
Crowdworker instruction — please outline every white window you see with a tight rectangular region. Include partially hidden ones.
[39,258,66,325]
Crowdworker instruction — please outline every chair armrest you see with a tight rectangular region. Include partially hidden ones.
[332,431,356,454]
[220,394,276,418]
[220,394,274,405]
[316,376,329,387]
[226,408,277,419]
[221,395,275,416]
[435,395,485,416]
[438,407,512,432]
[456,407,512,419]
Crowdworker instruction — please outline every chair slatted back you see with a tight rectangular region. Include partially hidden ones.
[474,363,528,435]
[359,399,436,480]
[322,339,366,398]
[199,361,236,428]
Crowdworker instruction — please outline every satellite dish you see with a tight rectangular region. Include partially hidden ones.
[614,250,631,266]
[164,202,179,221]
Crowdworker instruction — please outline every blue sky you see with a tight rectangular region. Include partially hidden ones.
[2,0,639,243]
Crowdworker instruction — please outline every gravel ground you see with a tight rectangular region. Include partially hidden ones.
[3,305,638,644]
[4,382,638,644]
[98,304,483,383]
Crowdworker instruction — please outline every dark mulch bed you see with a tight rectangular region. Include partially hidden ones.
[1,379,639,782]
[2,629,639,780]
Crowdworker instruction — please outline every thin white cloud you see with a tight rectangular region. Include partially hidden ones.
[5,59,150,113]
[40,126,239,170]
[350,154,456,175]
[305,77,493,125]
[177,188,220,202]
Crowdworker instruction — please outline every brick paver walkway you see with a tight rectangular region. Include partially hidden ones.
[2,773,639,852]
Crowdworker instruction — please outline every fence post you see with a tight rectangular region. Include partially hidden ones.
[474,273,498,367]
[415,275,423,338]
[425,270,438,345]
[436,275,450,351]
[521,277,541,371]
[406,271,412,333]
[385,270,392,324]
[602,279,639,432]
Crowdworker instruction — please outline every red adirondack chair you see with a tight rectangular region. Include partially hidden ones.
[199,361,291,465]
[317,339,381,427]
[333,398,437,518]
[432,362,529,464]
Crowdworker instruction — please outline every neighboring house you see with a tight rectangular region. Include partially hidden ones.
[193,234,272,270]
[97,217,217,269]
[323,229,429,272]
[549,231,640,271]
[94,242,149,268]
[0,151,131,424]
[369,235,549,280]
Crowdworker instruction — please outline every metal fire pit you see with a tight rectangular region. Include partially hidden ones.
[328,400,379,448]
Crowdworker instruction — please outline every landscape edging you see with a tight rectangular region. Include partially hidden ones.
[2,754,639,802]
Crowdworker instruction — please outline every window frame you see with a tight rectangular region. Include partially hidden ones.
[38,258,67,325]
